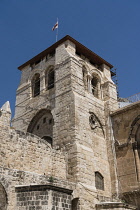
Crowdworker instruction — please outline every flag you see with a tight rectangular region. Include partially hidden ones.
[52,21,58,31]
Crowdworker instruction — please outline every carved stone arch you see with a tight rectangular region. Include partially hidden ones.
[128,115,140,143]
[128,115,140,182]
[27,109,54,144]
[91,69,103,84]
[79,59,89,71]
[45,65,54,74]
[89,112,105,137]
[0,182,7,210]
[29,70,42,87]
[30,68,42,78]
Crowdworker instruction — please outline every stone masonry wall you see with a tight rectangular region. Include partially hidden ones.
[0,167,74,210]
[111,102,140,208]
[13,56,55,132]
[16,185,72,210]
[0,125,67,180]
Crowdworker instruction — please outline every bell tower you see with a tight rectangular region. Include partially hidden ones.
[12,35,119,208]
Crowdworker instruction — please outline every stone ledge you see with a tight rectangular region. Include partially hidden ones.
[15,184,73,195]
[96,202,136,209]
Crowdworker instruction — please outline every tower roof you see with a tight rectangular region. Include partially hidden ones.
[18,35,113,70]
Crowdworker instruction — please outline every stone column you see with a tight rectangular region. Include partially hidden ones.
[40,73,46,93]
[87,74,91,93]
[97,82,101,99]
[133,143,140,182]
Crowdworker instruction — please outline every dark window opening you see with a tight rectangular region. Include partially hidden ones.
[72,198,80,210]
[48,68,54,90]
[37,125,40,130]
[91,77,98,97]
[49,119,52,124]
[32,74,40,97]
[42,136,52,146]
[43,117,46,124]
[95,172,104,190]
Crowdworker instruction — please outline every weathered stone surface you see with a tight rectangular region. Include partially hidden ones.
[1,35,138,210]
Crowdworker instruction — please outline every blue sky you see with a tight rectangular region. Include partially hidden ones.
[0,0,140,116]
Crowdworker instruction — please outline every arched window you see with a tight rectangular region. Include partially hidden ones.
[47,67,54,90]
[42,136,52,146]
[91,76,99,98]
[32,73,40,97]
[95,172,104,190]
[27,109,53,144]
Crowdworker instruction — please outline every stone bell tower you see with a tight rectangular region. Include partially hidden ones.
[12,35,121,209]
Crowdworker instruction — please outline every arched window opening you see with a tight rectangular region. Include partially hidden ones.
[32,73,40,97]
[48,68,54,90]
[72,198,80,210]
[27,109,53,142]
[95,172,104,190]
[91,76,99,98]
[42,136,52,146]
[0,183,7,209]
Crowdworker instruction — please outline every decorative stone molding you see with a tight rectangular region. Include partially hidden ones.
[89,112,105,136]
[96,202,136,209]
[128,115,140,143]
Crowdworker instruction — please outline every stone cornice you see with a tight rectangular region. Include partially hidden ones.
[15,184,73,195]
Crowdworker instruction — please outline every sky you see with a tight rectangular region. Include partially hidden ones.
[0,0,140,116]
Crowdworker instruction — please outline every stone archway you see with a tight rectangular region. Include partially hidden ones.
[129,115,140,183]
[0,183,7,210]
[27,109,54,145]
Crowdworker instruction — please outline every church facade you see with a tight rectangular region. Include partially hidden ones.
[0,35,140,209]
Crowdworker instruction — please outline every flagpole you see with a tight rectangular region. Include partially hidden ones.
[56,18,58,42]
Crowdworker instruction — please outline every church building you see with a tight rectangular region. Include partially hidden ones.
[0,35,140,210]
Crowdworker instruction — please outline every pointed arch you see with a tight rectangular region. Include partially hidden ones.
[89,112,105,137]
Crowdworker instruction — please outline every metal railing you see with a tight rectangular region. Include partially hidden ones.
[126,92,140,103]
[118,92,140,108]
